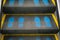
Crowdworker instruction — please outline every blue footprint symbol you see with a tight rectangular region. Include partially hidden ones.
[19,0,24,6]
[36,37,41,40]
[18,17,24,28]
[8,17,14,28]
[42,0,49,6]
[19,37,23,40]
[34,0,39,6]
[34,16,41,27]
[44,16,52,27]
[46,37,51,40]
[9,38,13,40]
[9,0,15,6]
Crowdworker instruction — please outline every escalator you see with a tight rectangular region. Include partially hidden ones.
[0,0,59,40]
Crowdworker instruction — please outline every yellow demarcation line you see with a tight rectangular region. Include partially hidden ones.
[6,14,52,15]
[52,0,56,6]
[52,14,59,28]
[1,34,58,40]
[55,34,59,40]
[1,14,6,29]
[5,34,55,36]
[1,35,4,40]
[3,0,6,6]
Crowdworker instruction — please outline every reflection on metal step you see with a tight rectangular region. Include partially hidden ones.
[44,16,52,27]
[9,0,15,6]
[46,37,51,40]
[42,0,49,6]
[36,37,41,40]
[19,37,23,40]
[18,17,24,28]
[34,16,41,27]
[34,0,39,6]
[8,17,14,28]
[19,0,24,6]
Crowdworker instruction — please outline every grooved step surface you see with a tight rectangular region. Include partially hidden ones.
[4,0,54,7]
[2,15,57,30]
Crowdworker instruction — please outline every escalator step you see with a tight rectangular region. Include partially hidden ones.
[2,15,58,34]
[3,0,56,13]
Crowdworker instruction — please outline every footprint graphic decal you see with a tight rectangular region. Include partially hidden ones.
[34,0,39,6]
[36,37,41,40]
[18,17,24,28]
[9,0,15,6]
[8,17,14,28]
[42,0,49,6]
[19,37,23,40]
[9,38,13,40]
[34,16,41,27]
[46,37,51,40]
[19,0,24,6]
[44,16,52,27]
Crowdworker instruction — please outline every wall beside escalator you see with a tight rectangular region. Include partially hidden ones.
[57,0,60,40]
[0,0,2,25]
